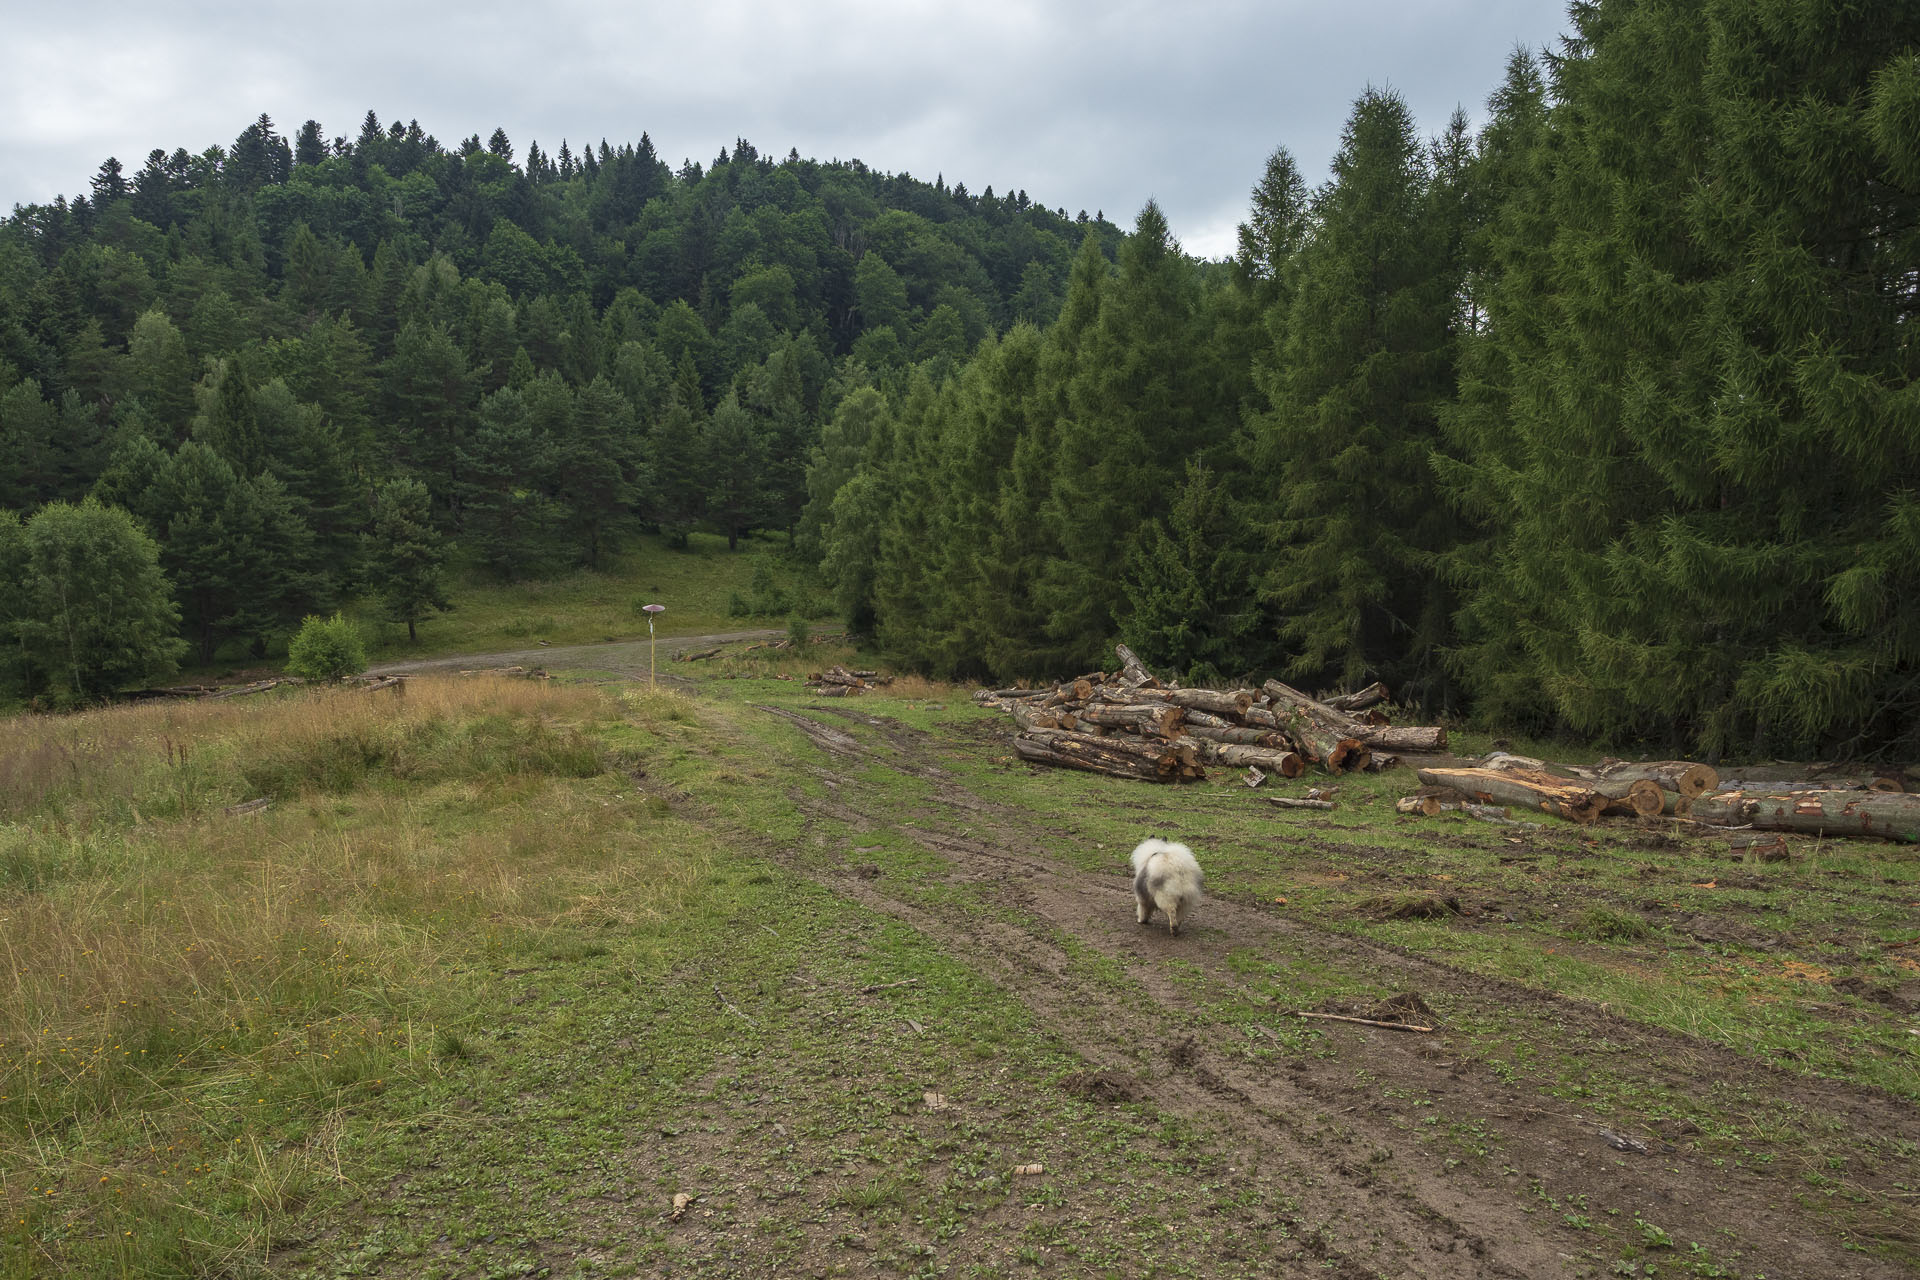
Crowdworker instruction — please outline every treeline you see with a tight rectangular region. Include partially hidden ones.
[0,108,1121,700]
[807,1,1920,760]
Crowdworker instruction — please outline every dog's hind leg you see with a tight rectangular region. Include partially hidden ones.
[1134,872,1156,926]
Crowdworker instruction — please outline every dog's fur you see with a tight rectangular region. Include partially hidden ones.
[1129,838,1204,935]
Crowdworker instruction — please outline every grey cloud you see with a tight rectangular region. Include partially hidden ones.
[2,0,1570,259]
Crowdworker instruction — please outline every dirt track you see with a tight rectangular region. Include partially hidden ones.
[750,701,1920,1279]
[365,629,784,680]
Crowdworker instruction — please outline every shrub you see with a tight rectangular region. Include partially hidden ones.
[786,612,811,649]
[285,613,369,682]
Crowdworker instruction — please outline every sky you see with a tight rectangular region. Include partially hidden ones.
[0,0,1573,261]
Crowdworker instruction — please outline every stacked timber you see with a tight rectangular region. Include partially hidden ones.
[806,666,891,697]
[978,644,1449,785]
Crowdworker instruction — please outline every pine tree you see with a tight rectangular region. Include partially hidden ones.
[364,476,451,642]
[1252,87,1464,700]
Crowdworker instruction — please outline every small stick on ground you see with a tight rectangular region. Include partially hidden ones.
[712,983,757,1026]
[1286,1010,1436,1033]
[859,978,922,994]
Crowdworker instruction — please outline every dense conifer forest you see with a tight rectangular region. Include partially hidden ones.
[3,0,1918,759]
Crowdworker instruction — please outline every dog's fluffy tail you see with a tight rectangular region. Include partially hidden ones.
[1130,838,1204,935]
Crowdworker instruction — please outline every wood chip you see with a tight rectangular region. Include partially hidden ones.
[1012,1163,1045,1176]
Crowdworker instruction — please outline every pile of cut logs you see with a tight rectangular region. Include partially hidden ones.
[973,644,1447,784]
[806,666,891,698]
[1407,751,1920,843]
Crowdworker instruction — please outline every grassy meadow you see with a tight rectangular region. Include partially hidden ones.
[2,644,1917,1278]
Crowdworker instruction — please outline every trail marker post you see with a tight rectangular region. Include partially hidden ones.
[642,604,666,684]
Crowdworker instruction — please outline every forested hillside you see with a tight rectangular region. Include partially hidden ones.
[808,1,1920,761]
[4,0,1918,760]
[0,112,1118,695]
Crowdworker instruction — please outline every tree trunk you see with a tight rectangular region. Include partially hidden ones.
[1073,703,1186,738]
[1591,759,1720,799]
[1181,722,1293,750]
[1012,735,1178,783]
[1118,686,1255,718]
[1415,766,1610,824]
[1354,724,1448,753]
[1191,740,1306,777]
[1280,707,1371,773]
[1687,790,1920,843]
[1114,643,1161,689]
[1322,682,1390,712]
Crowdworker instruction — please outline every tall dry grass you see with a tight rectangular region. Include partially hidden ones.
[0,676,717,1273]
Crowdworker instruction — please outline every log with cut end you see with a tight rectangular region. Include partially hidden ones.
[1590,759,1720,799]
[1262,679,1361,737]
[1323,682,1391,713]
[1281,707,1370,773]
[1114,643,1162,689]
[1354,724,1448,753]
[1181,723,1294,750]
[1415,766,1610,824]
[1012,735,1178,783]
[1073,703,1186,738]
[1395,795,1515,823]
[1121,686,1256,718]
[1008,703,1066,733]
[1688,790,1920,843]
[1192,740,1306,777]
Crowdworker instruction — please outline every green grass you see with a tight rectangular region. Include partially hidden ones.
[171,532,830,680]
[5,664,1918,1276]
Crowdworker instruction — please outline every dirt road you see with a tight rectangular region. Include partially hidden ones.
[365,629,783,680]
[733,701,1918,1279]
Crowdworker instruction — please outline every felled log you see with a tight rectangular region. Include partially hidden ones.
[1722,833,1793,863]
[1121,686,1256,718]
[1480,754,1662,816]
[678,647,721,662]
[1074,703,1186,738]
[1266,796,1335,811]
[1416,766,1609,824]
[1262,680,1360,738]
[1354,724,1448,753]
[1688,790,1920,843]
[1591,759,1720,799]
[1114,643,1161,689]
[1280,707,1371,774]
[815,666,868,688]
[1012,735,1177,783]
[1181,723,1294,750]
[1395,795,1535,826]
[1009,703,1067,733]
[975,687,1052,702]
[1022,729,1180,769]
[1192,740,1306,778]
[1713,773,1904,795]
[1322,682,1391,713]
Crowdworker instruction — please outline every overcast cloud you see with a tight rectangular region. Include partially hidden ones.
[1,0,1570,260]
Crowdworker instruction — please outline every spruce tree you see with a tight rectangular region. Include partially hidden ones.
[1252,87,1464,700]
[364,476,451,642]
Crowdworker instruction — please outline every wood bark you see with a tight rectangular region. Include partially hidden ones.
[1114,643,1161,689]
[1009,703,1066,733]
[1262,679,1362,737]
[1687,790,1920,843]
[1590,759,1720,799]
[1353,724,1448,753]
[1073,703,1186,738]
[1012,734,1178,783]
[1415,766,1610,824]
[1322,682,1391,713]
[1279,707,1370,773]
[1192,740,1306,777]
[1181,723,1294,750]
[1123,686,1256,718]
[1266,797,1335,811]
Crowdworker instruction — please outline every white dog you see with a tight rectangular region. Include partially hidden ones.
[1129,838,1204,935]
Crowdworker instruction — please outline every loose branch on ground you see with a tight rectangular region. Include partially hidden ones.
[1285,1010,1436,1034]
